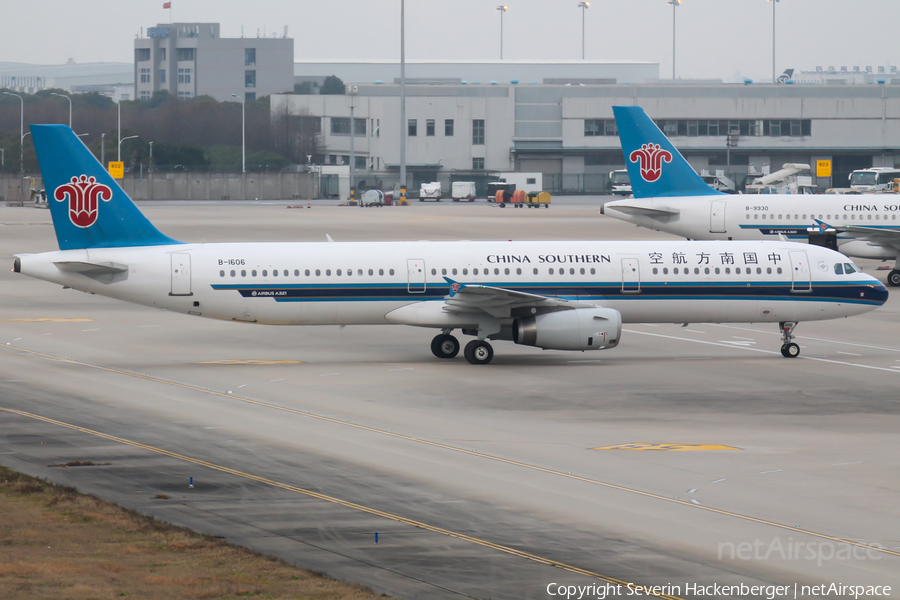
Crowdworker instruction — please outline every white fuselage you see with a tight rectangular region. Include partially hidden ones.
[604,194,900,260]
[15,239,887,329]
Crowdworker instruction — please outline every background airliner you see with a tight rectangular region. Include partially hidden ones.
[13,125,887,362]
[602,106,900,287]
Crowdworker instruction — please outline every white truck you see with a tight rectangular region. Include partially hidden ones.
[451,181,477,202]
[418,182,442,202]
[607,169,632,196]
[496,172,542,194]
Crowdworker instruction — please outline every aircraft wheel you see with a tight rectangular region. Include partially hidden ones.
[431,334,460,359]
[464,340,494,365]
[888,270,900,287]
[780,343,800,358]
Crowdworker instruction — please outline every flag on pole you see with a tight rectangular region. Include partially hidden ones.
[163,2,171,8]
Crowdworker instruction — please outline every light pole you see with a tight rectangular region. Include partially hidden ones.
[347,85,358,204]
[230,94,246,173]
[496,6,507,60]
[669,0,680,80]
[400,0,406,202]
[578,2,589,60]
[50,92,72,128]
[116,99,123,161]
[118,135,138,166]
[3,92,24,172]
[101,133,106,165]
[149,141,154,200]
[768,0,779,82]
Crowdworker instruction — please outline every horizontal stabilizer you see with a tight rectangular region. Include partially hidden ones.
[54,261,128,275]
[603,203,680,218]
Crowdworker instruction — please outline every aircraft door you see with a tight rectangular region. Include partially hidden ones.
[789,251,811,292]
[621,257,640,293]
[710,201,727,233]
[407,258,426,293]
[170,253,192,296]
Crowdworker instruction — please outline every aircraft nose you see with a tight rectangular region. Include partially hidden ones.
[866,281,889,305]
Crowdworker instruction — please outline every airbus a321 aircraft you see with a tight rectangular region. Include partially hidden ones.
[602,106,900,287]
[14,125,888,363]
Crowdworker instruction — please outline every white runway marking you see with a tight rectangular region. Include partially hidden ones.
[389,367,414,371]
[81,329,99,332]
[711,478,727,484]
[139,324,161,328]
[624,329,900,375]
[837,351,862,356]
[759,469,783,474]
[833,461,862,466]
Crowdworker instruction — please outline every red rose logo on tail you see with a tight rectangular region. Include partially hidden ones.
[629,143,673,182]
[54,175,113,228]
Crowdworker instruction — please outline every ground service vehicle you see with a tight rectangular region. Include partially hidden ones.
[451,181,477,202]
[419,182,442,201]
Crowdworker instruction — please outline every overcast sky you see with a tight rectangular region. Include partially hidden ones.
[2,0,898,82]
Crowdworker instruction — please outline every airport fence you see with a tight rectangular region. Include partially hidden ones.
[0,172,319,202]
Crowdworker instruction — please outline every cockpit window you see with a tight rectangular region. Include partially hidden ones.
[834,263,844,275]
[844,263,856,274]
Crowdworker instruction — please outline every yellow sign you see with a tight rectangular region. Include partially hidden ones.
[816,160,832,177]
[108,161,124,179]
[593,443,741,452]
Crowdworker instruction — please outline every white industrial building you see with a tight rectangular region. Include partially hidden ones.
[272,81,900,194]
[134,23,294,102]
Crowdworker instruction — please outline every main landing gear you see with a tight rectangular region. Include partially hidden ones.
[779,321,800,358]
[430,332,460,359]
[430,331,494,364]
[888,270,900,287]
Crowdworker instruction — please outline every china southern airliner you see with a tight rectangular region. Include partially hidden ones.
[602,106,900,287]
[13,125,887,363]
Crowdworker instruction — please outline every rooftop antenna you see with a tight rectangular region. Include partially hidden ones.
[283,25,288,38]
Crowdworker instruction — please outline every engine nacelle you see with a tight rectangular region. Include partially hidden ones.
[513,307,622,351]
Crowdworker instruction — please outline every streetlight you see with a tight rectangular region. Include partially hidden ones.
[230,94,246,173]
[578,2,590,60]
[50,92,72,128]
[496,6,507,60]
[117,99,123,161]
[101,133,106,165]
[669,0,680,79]
[3,92,24,172]
[768,0,779,83]
[400,0,406,202]
[118,135,139,164]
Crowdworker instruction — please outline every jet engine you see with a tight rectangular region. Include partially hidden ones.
[513,307,622,351]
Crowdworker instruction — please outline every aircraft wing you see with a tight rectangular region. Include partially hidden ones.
[833,225,900,251]
[602,203,680,218]
[442,278,596,319]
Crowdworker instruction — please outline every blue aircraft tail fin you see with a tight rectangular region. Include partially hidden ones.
[31,124,181,250]
[612,106,723,199]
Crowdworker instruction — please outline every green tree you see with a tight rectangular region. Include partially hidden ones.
[320,75,345,95]
[293,81,314,94]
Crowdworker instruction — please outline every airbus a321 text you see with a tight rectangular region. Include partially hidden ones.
[603,106,900,287]
[13,125,888,363]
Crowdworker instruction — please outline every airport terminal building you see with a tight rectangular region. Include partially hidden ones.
[272,80,900,193]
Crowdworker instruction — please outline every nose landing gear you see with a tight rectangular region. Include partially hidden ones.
[779,321,800,358]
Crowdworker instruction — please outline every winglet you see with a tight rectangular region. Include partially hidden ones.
[612,106,724,199]
[813,218,836,232]
[443,277,465,297]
